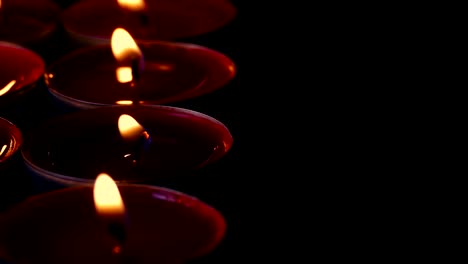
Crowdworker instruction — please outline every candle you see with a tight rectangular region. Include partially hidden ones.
[0,174,226,264]
[45,31,236,110]
[0,41,45,107]
[61,0,237,46]
[21,105,233,190]
[0,0,60,46]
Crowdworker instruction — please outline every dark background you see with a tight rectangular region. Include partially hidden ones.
[0,0,244,263]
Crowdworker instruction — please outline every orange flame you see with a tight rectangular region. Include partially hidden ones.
[111,28,142,63]
[0,80,16,96]
[117,0,146,12]
[93,173,125,215]
[118,114,145,142]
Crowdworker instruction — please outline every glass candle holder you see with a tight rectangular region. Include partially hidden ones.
[45,40,235,110]
[61,0,237,46]
[0,184,226,264]
[21,105,233,190]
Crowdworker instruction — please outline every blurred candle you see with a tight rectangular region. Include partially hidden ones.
[61,0,237,45]
[0,0,60,46]
[21,105,233,189]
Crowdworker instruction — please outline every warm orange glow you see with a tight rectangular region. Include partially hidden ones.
[118,114,145,141]
[111,28,142,63]
[116,66,133,83]
[0,0,2,9]
[0,80,16,96]
[0,145,7,157]
[116,100,134,105]
[93,173,125,215]
[117,0,146,12]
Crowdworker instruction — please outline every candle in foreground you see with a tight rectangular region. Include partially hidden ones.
[0,179,226,263]
[21,105,233,189]
[0,0,60,46]
[61,0,237,45]
[45,32,235,109]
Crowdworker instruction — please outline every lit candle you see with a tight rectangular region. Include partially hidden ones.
[93,173,128,258]
[0,178,226,263]
[45,31,236,110]
[111,27,144,104]
[118,113,152,169]
[61,0,237,45]
[0,0,60,46]
[21,105,233,190]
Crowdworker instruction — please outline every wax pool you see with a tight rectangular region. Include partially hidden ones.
[0,185,226,264]
[45,41,235,109]
[21,105,233,186]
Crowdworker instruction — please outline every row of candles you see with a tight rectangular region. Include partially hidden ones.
[0,0,237,263]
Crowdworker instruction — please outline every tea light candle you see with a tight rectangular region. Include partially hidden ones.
[61,0,237,45]
[21,105,233,189]
[45,29,235,109]
[0,0,60,46]
[0,41,45,107]
[0,174,226,264]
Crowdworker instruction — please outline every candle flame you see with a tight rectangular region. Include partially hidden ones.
[116,66,133,83]
[118,114,145,141]
[111,28,142,63]
[0,80,16,96]
[93,173,125,215]
[117,0,146,12]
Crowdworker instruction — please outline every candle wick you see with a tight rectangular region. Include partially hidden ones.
[108,221,127,244]
[139,13,149,27]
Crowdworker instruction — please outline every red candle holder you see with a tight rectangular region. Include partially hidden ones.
[45,40,235,109]
[0,116,22,169]
[0,41,45,108]
[0,184,226,264]
[61,0,237,45]
[0,0,60,46]
[21,105,233,189]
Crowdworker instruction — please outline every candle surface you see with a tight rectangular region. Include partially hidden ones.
[0,185,226,264]
[45,42,235,108]
[62,0,237,44]
[0,41,44,101]
[0,0,59,45]
[22,106,233,184]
